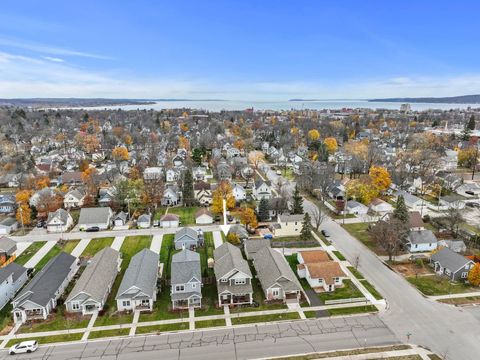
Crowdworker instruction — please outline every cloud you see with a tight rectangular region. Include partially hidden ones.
[42,56,64,63]
[0,37,110,60]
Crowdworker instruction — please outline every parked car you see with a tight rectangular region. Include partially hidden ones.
[467,202,480,208]
[36,221,45,228]
[263,234,273,239]
[86,226,100,232]
[321,229,331,237]
[465,191,475,196]
[9,341,38,355]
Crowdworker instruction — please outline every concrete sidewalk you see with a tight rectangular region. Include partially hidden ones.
[70,238,91,257]
[111,236,125,251]
[24,240,57,268]
[14,242,31,257]
[150,234,163,254]
[429,290,480,301]
[212,231,223,248]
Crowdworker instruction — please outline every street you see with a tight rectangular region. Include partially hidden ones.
[0,315,398,360]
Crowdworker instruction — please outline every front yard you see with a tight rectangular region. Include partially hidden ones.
[231,312,299,325]
[318,279,364,302]
[407,275,478,296]
[81,237,114,258]
[19,309,90,334]
[15,241,46,266]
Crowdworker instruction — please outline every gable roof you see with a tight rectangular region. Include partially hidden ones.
[408,211,425,229]
[298,250,330,263]
[0,236,16,253]
[431,247,473,273]
[174,227,199,243]
[47,208,70,225]
[14,252,76,308]
[66,247,119,303]
[160,213,179,222]
[0,262,27,284]
[303,262,346,284]
[194,181,211,191]
[78,207,112,225]
[171,249,201,285]
[195,208,213,219]
[408,230,437,244]
[214,243,252,279]
[117,248,159,299]
[244,239,270,254]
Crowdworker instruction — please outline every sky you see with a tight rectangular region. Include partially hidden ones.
[1,0,480,100]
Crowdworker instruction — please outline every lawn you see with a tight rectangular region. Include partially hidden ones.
[34,244,62,271]
[439,296,480,305]
[166,206,199,225]
[342,223,378,252]
[195,319,226,328]
[15,241,46,266]
[60,239,80,254]
[7,333,83,347]
[332,250,346,261]
[231,312,299,325]
[347,266,365,280]
[271,236,318,248]
[135,322,189,334]
[160,234,176,279]
[360,279,383,300]
[19,309,90,334]
[88,328,129,339]
[199,232,215,277]
[286,254,312,290]
[0,304,14,335]
[81,237,114,258]
[138,291,187,322]
[407,275,477,296]
[195,284,224,316]
[120,235,152,270]
[327,304,378,316]
[318,279,364,303]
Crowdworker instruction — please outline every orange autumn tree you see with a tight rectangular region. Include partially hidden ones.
[369,166,392,193]
[240,207,258,230]
[16,203,32,226]
[15,190,32,205]
[112,146,130,161]
[211,181,236,214]
[468,263,480,286]
[324,137,338,154]
[35,176,50,190]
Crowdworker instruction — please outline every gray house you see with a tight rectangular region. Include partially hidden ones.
[253,247,304,304]
[12,252,78,323]
[0,218,18,235]
[406,230,438,253]
[78,207,113,231]
[430,247,475,281]
[0,236,16,258]
[244,239,271,260]
[214,243,253,305]
[171,249,202,309]
[65,247,121,315]
[116,249,159,312]
[174,227,202,250]
[0,263,28,310]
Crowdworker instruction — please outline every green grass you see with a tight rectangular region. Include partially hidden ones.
[138,291,187,322]
[15,241,46,265]
[94,311,133,327]
[34,244,62,271]
[167,206,199,225]
[342,223,373,248]
[407,275,476,296]
[285,254,312,290]
[160,234,176,279]
[360,279,383,300]
[88,328,129,339]
[199,232,215,278]
[135,322,189,334]
[19,310,90,334]
[61,239,80,254]
[347,266,365,280]
[81,237,114,257]
[120,235,152,270]
[195,284,224,316]
[332,250,346,261]
[7,333,83,347]
[318,279,364,302]
[0,304,13,335]
[327,305,378,316]
[195,319,226,328]
[231,312,299,325]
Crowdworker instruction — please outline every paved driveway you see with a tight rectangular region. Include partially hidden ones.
[304,289,327,317]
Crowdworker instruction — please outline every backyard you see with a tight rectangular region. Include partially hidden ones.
[156,206,199,225]
[34,244,62,271]
[15,241,46,266]
[80,237,114,258]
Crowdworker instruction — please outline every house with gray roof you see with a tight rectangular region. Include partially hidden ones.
[137,213,151,228]
[116,249,159,312]
[65,247,121,315]
[406,230,438,253]
[253,247,305,304]
[46,208,73,233]
[174,227,202,250]
[430,247,474,281]
[253,179,272,200]
[78,207,113,231]
[12,252,79,323]
[171,249,202,309]
[0,217,18,236]
[214,243,253,305]
[244,239,271,260]
[63,188,85,209]
[0,263,28,310]
[0,236,16,258]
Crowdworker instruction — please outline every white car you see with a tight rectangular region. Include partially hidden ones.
[9,340,38,355]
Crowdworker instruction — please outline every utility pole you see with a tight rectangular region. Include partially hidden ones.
[18,204,25,235]
[472,145,479,181]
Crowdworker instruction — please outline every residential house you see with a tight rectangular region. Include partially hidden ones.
[0,173,21,188]
[116,249,159,312]
[408,211,425,231]
[12,252,78,323]
[172,155,184,168]
[396,191,424,211]
[65,248,121,314]
[0,218,18,236]
[78,207,113,231]
[161,186,180,206]
[438,239,467,254]
[98,190,115,207]
[143,167,163,181]
[214,243,253,305]
[193,167,207,181]
[174,227,201,250]
[195,208,214,225]
[63,189,85,209]
[253,247,304,303]
[137,214,151,228]
[216,161,232,181]
[229,225,249,242]
[46,209,73,233]
[406,230,438,253]
[59,171,83,186]
[0,195,16,214]
[171,249,202,309]
[430,247,474,281]
[346,200,369,215]
[271,214,303,237]
[194,181,212,206]
[253,180,272,200]
[232,183,246,202]
[160,214,180,228]
[441,150,458,172]
[439,195,466,210]
[166,169,180,183]
[113,211,128,227]
[0,263,28,310]
[0,236,16,263]
[369,198,393,214]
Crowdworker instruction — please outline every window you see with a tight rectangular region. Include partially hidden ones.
[221,278,228,283]
[461,272,467,279]
[72,303,80,310]
[175,285,185,292]
[122,301,130,307]
[192,283,196,288]
[272,289,280,297]
[234,278,246,285]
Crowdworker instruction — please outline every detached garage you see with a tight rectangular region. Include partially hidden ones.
[195,208,214,225]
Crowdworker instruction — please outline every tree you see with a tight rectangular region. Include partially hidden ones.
[369,166,391,192]
[445,207,464,236]
[300,212,312,241]
[308,129,320,142]
[112,146,129,161]
[16,203,32,226]
[258,198,270,221]
[182,169,195,206]
[370,218,408,261]
[15,190,32,205]
[291,185,304,214]
[240,207,258,230]
[191,148,204,165]
[324,137,338,154]
[226,232,241,245]
[467,115,476,131]
[346,179,378,205]
[393,195,409,223]
[311,204,327,230]
[35,176,50,190]
[248,151,265,169]
[468,263,480,286]
[211,181,236,214]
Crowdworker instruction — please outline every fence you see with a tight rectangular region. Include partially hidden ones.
[324,297,367,305]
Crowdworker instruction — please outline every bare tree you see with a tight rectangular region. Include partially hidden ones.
[310,204,327,230]
[444,206,464,236]
[370,218,408,262]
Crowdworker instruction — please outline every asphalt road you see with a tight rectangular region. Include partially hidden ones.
[0,315,398,360]
[260,163,480,360]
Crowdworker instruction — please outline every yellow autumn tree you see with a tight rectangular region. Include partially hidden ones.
[211,182,236,214]
[458,148,477,168]
[15,190,32,205]
[16,203,32,226]
[35,176,50,190]
[112,146,130,161]
[346,179,379,205]
[180,123,189,132]
[240,207,258,230]
[248,151,265,169]
[468,263,480,286]
[324,137,338,154]
[178,135,190,150]
[369,166,392,192]
[308,129,320,141]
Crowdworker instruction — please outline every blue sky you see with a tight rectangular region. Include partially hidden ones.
[1,1,479,99]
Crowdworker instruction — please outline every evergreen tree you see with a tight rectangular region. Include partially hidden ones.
[393,195,409,223]
[258,197,270,221]
[468,115,476,131]
[300,212,312,241]
[291,185,304,214]
[182,169,195,206]
[191,148,204,165]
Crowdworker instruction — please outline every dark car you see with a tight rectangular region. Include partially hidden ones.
[321,229,331,237]
[227,215,234,222]
[466,190,475,196]
[86,226,100,232]
[36,221,45,228]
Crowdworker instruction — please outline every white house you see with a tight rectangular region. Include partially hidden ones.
[195,208,214,225]
[346,200,368,215]
[369,198,393,214]
[0,263,28,310]
[0,218,18,235]
[137,214,151,228]
[166,169,180,183]
[253,180,272,200]
[143,167,163,181]
[63,189,85,209]
[271,214,303,237]
[161,187,180,206]
[406,230,438,253]
[78,207,113,231]
[232,183,246,202]
[46,209,73,233]
[194,181,212,206]
[160,214,180,228]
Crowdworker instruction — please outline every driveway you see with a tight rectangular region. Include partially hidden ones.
[304,289,328,317]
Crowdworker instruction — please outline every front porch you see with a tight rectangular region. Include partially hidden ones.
[219,292,253,306]
[172,296,201,310]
